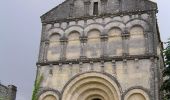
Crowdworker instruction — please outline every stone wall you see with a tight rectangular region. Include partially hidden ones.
[36,0,163,100]
[39,13,154,62]
[0,84,17,100]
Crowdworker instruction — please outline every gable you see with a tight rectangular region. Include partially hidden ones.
[41,0,157,23]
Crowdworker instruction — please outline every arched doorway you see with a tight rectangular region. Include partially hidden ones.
[43,95,56,100]
[124,89,150,100]
[61,72,121,100]
[38,90,59,100]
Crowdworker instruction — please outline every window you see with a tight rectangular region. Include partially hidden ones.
[93,2,99,15]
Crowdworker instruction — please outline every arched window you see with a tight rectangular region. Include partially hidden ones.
[47,33,61,61]
[87,29,101,58]
[107,28,122,56]
[129,26,145,55]
[66,31,80,59]
[127,93,146,100]
[43,95,57,100]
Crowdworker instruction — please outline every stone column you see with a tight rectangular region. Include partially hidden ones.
[147,31,154,54]
[122,30,129,56]
[79,62,83,73]
[144,31,149,54]
[154,58,159,100]
[39,24,46,62]
[101,61,105,72]
[43,40,49,62]
[38,42,45,62]
[112,60,117,76]
[150,57,156,100]
[60,38,67,60]
[80,36,87,59]
[90,61,94,71]
[100,34,108,57]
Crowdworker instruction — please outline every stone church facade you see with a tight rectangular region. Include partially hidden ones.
[35,0,164,100]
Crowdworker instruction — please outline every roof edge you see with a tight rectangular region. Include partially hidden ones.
[41,9,158,24]
[40,0,70,19]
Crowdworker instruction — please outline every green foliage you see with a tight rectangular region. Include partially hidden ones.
[0,97,4,100]
[161,38,170,100]
[32,74,43,100]
[0,96,9,100]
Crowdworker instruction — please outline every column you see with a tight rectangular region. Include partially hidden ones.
[144,31,149,54]
[112,60,117,76]
[100,35,108,57]
[80,36,87,59]
[60,38,67,60]
[43,40,49,62]
[122,30,130,56]
[38,42,45,62]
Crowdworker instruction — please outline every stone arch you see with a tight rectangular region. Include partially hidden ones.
[128,25,146,55]
[107,27,123,56]
[61,72,122,100]
[84,23,104,36]
[66,31,81,59]
[47,28,64,40]
[42,95,56,100]
[123,87,150,100]
[126,19,150,32]
[47,33,61,61]
[65,25,84,37]
[38,89,60,100]
[86,29,101,58]
[49,33,61,42]
[130,25,144,37]
[104,21,125,35]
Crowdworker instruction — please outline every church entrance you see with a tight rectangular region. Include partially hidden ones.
[61,72,121,100]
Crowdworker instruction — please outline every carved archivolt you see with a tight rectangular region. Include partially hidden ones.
[61,72,122,100]
[124,89,150,100]
[45,20,149,60]
[39,91,59,100]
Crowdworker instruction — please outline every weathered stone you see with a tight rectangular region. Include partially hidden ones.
[0,84,17,100]
[35,0,163,100]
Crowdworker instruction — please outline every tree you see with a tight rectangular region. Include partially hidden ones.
[161,39,170,100]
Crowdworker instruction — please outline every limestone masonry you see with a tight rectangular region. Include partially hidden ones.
[0,84,17,100]
[34,0,164,100]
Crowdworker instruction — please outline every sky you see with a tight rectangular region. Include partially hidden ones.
[0,0,169,100]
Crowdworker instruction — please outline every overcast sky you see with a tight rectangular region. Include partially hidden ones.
[0,0,169,100]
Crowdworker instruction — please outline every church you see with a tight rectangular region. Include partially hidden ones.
[34,0,164,100]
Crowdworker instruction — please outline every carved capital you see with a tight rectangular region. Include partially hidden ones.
[45,40,50,44]
[80,36,88,42]
[100,35,108,40]
[60,37,68,43]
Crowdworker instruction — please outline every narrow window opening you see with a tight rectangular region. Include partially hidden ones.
[93,2,99,15]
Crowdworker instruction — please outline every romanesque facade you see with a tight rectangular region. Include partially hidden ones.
[0,84,17,100]
[35,0,164,100]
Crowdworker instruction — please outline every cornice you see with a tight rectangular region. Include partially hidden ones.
[41,9,158,24]
[37,54,159,66]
